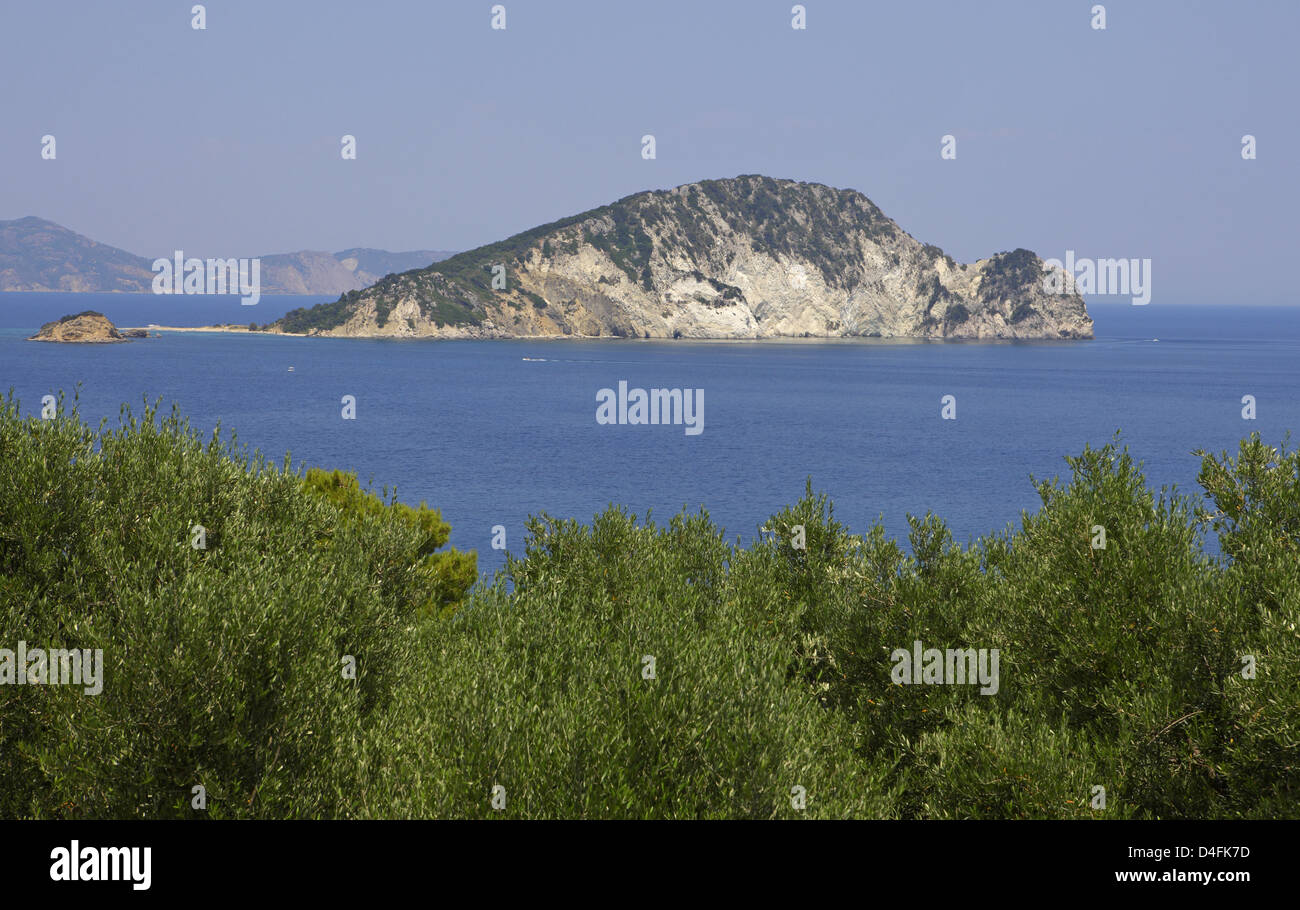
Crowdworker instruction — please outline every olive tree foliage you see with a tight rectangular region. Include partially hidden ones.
[0,391,472,818]
[1,393,1294,818]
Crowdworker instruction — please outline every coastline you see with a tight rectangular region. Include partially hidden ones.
[125,324,1094,344]
[127,324,270,335]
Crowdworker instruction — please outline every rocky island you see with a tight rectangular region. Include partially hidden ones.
[28,311,146,343]
[271,175,1092,340]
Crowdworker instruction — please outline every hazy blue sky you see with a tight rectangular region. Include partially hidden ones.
[2,0,1295,304]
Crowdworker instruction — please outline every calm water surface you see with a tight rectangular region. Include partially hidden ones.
[4,293,1299,576]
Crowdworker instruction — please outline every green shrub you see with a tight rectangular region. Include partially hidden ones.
[1,394,1296,818]
[301,468,476,618]
[0,392,473,818]
[355,508,898,818]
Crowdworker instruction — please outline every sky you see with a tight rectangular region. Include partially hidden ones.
[1,0,1295,305]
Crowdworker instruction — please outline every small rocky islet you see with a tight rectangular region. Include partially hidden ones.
[27,311,148,343]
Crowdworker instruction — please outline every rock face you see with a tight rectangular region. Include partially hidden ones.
[272,175,1092,340]
[28,311,130,343]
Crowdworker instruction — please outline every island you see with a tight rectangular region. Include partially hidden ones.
[268,175,1093,341]
[27,311,148,343]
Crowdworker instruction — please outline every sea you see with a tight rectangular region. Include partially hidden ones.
[3,292,1299,577]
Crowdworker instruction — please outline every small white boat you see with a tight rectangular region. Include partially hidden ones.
[287,366,295,372]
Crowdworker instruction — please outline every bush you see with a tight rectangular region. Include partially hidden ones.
[1,394,1296,818]
[0,392,473,818]
[301,468,476,618]
[357,508,897,818]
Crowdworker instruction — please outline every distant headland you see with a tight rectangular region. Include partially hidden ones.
[0,216,453,295]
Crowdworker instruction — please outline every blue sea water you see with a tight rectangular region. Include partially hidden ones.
[3,292,1299,577]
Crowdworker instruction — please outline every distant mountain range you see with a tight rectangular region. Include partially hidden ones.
[0,216,455,295]
[270,175,1092,340]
